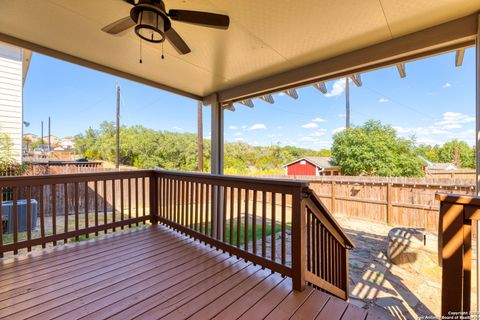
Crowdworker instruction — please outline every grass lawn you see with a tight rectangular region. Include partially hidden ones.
[223,219,290,246]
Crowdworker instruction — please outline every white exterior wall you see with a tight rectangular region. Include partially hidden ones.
[0,42,23,163]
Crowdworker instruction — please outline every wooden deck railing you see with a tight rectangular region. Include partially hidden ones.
[436,192,480,317]
[0,170,353,300]
[304,188,355,300]
[0,170,153,257]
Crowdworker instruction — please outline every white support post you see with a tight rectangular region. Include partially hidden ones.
[208,93,224,239]
[474,13,480,312]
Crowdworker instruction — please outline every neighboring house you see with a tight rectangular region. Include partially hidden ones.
[283,157,340,176]
[59,137,75,150]
[420,157,457,173]
[0,41,31,163]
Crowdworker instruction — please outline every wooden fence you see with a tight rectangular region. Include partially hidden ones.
[268,175,476,232]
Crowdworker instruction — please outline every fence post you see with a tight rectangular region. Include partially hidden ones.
[387,183,393,225]
[331,181,336,213]
[291,188,306,291]
[149,171,158,224]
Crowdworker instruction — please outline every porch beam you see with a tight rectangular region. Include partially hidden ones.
[396,63,406,78]
[456,48,465,67]
[217,14,477,103]
[313,82,327,94]
[0,32,202,101]
[350,74,362,87]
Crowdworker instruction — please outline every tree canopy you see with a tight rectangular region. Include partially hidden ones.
[331,120,425,176]
[74,122,328,175]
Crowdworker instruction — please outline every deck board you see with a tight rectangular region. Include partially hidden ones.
[0,225,379,320]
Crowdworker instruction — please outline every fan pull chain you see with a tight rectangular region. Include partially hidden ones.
[139,39,143,64]
[161,42,164,60]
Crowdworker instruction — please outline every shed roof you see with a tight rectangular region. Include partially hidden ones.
[284,157,338,169]
[0,1,478,102]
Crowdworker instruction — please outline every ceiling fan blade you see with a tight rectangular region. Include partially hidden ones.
[165,28,191,55]
[168,10,229,29]
[101,16,135,34]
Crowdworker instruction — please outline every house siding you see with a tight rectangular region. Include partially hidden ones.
[0,42,23,163]
[286,161,317,176]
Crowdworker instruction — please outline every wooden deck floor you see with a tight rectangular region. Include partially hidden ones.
[0,225,382,320]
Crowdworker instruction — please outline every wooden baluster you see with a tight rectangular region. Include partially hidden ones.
[0,187,3,257]
[26,186,32,252]
[12,187,18,254]
[128,178,132,228]
[52,184,57,244]
[252,190,257,255]
[271,192,276,262]
[306,210,311,272]
[195,182,199,231]
[229,187,234,245]
[200,183,204,234]
[94,180,99,236]
[84,181,89,238]
[112,180,116,232]
[64,183,69,242]
[168,179,172,222]
[281,193,286,265]
[120,179,124,229]
[135,178,139,226]
[74,182,79,241]
[40,185,46,247]
[222,186,227,242]
[142,177,146,222]
[262,190,266,258]
[103,180,107,233]
[244,189,249,251]
[189,182,193,229]
[206,184,210,236]
[237,188,242,248]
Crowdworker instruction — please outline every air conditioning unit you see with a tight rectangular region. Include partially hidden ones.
[1,199,38,234]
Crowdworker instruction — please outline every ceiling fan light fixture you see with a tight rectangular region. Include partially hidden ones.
[133,6,166,43]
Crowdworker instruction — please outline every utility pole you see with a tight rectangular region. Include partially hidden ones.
[41,121,44,146]
[116,83,120,169]
[345,77,350,129]
[197,100,203,172]
[48,116,51,151]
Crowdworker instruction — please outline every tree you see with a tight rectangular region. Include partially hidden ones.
[437,140,475,168]
[0,133,15,164]
[331,120,424,177]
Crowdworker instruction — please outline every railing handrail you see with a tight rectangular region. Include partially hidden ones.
[0,170,153,187]
[304,187,355,248]
[155,169,310,188]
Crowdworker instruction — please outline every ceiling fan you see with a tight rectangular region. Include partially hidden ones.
[101,0,230,55]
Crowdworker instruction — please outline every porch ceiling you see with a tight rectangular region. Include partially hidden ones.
[0,0,478,101]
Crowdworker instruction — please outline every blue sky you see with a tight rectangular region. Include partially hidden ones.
[24,47,476,150]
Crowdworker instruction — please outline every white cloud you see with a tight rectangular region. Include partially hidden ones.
[172,126,183,131]
[442,82,451,88]
[332,127,345,134]
[276,126,283,129]
[247,123,267,130]
[302,122,318,129]
[378,98,389,103]
[310,129,326,137]
[325,79,346,97]
[241,125,247,130]
[235,137,245,142]
[443,124,462,129]
[435,112,474,126]
[312,117,325,122]
[338,114,346,118]
[228,125,238,130]
[234,132,243,136]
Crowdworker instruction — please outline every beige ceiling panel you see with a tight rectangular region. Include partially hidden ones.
[380,0,480,37]
[212,0,392,69]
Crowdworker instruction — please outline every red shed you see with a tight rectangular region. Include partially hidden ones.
[283,157,340,176]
